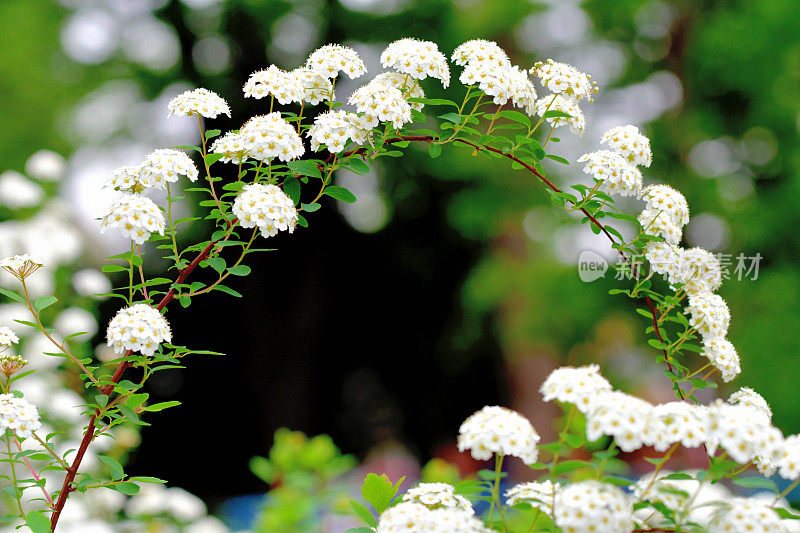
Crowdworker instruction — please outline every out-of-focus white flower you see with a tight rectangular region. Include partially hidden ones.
[25,150,67,182]
[289,67,334,105]
[167,88,231,119]
[306,44,367,79]
[100,193,165,245]
[243,65,304,105]
[728,387,772,420]
[553,481,633,533]
[505,480,559,516]
[457,406,540,464]
[240,113,305,162]
[645,401,709,451]
[106,303,171,356]
[578,150,643,197]
[348,80,412,129]
[0,171,44,209]
[54,307,98,338]
[232,183,298,238]
[380,38,450,87]
[72,269,112,299]
[708,497,785,532]
[531,59,597,102]
[377,502,488,533]
[601,125,652,167]
[585,391,653,452]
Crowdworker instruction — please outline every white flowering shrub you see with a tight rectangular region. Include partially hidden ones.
[0,35,797,533]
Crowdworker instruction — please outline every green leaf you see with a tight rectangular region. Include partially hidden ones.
[497,110,531,127]
[545,154,569,165]
[25,511,51,533]
[98,455,125,480]
[143,401,181,412]
[428,143,442,158]
[345,158,370,175]
[287,159,323,179]
[203,153,224,166]
[775,508,800,520]
[345,529,376,533]
[130,476,167,484]
[552,460,591,476]
[349,501,377,528]
[227,265,251,276]
[0,288,26,304]
[33,296,58,311]
[406,97,458,108]
[732,476,778,492]
[101,264,128,273]
[283,176,301,205]
[361,473,404,514]
[301,202,321,212]
[205,129,221,139]
[543,110,573,119]
[114,481,140,495]
[205,257,226,274]
[212,285,242,298]
[324,186,357,203]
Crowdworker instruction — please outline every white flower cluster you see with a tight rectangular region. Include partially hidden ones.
[372,72,426,110]
[240,113,305,162]
[307,110,364,153]
[0,254,45,280]
[348,80,413,130]
[578,150,643,197]
[708,498,785,532]
[377,501,489,533]
[232,183,298,239]
[504,480,558,515]
[533,93,586,134]
[539,364,612,413]
[457,405,540,464]
[100,193,165,245]
[244,65,304,105]
[601,125,652,167]
[401,483,472,513]
[106,303,172,356]
[104,149,198,194]
[167,88,230,119]
[381,38,450,87]
[0,394,41,438]
[306,44,367,79]
[553,481,634,533]
[531,59,597,102]
[210,131,248,164]
[290,67,334,105]
[0,326,19,348]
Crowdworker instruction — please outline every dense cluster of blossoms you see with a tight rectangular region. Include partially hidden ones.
[0,394,41,438]
[167,88,230,119]
[578,149,643,197]
[244,65,304,105]
[307,110,363,153]
[381,38,450,87]
[553,481,634,532]
[106,304,172,356]
[100,193,165,245]
[457,406,540,464]
[348,81,413,130]
[289,67,334,105]
[0,254,45,280]
[377,501,489,533]
[306,44,367,79]
[401,483,473,513]
[504,480,558,515]
[232,183,298,238]
[539,363,612,413]
[240,113,305,162]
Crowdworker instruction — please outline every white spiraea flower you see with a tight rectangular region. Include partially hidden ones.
[401,483,473,513]
[540,364,612,414]
[139,149,199,189]
[505,480,558,516]
[100,193,165,245]
[578,150,643,197]
[638,209,683,246]
[645,402,708,451]
[0,170,44,208]
[0,394,41,438]
[0,353,27,376]
[421,509,490,533]
[348,81,412,129]
[377,502,429,533]
[708,497,785,533]
[601,125,652,167]
[377,502,489,533]
[675,247,722,295]
[167,88,230,119]
[458,62,515,105]
[777,434,800,480]
[728,387,772,420]
[586,391,654,452]
[306,44,367,79]
[289,67,334,105]
[107,303,171,356]
[553,481,633,533]
[240,113,305,162]
[702,337,741,382]
[232,183,298,239]
[72,269,111,298]
[348,113,375,145]
[372,72,426,110]
[380,38,450,87]
[686,291,730,341]
[451,39,510,69]
[645,241,682,283]
[508,65,538,115]
[0,254,45,280]
[533,94,586,134]
[210,131,249,164]
[457,406,540,464]
[632,471,696,517]
[531,59,597,102]
[243,65,304,105]
[25,150,66,182]
[307,110,359,153]
[640,184,689,227]
[705,399,779,464]
[104,165,142,192]
[0,326,19,348]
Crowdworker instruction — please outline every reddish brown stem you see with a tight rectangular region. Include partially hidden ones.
[50,237,220,530]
